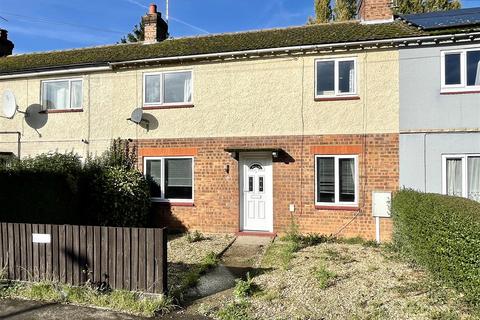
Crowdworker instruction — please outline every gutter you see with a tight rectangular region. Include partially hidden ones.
[2,30,480,79]
[0,65,112,80]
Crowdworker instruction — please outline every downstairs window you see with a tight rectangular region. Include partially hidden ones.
[443,154,480,202]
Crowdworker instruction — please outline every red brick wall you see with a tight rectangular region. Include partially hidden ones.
[136,133,398,241]
[358,0,392,21]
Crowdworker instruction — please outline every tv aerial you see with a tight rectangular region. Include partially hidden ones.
[127,107,150,130]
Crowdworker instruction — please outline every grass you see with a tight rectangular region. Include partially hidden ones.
[261,240,298,270]
[0,281,174,317]
[313,264,337,289]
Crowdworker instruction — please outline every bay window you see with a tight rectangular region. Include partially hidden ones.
[443,154,480,202]
[41,78,82,110]
[315,58,357,98]
[315,155,358,206]
[144,156,194,202]
[143,71,193,106]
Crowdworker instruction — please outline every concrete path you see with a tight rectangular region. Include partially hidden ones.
[185,236,272,312]
[0,299,211,320]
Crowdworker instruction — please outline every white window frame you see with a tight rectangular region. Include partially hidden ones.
[143,156,195,203]
[40,78,83,110]
[314,154,359,206]
[442,154,480,198]
[441,48,480,93]
[315,57,357,98]
[143,70,193,107]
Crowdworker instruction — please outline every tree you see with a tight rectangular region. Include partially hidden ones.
[334,0,357,21]
[394,0,461,14]
[120,21,145,43]
[308,0,332,24]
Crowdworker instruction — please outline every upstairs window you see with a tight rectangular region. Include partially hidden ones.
[315,58,357,98]
[41,79,82,110]
[144,156,194,202]
[441,49,480,92]
[315,155,358,206]
[144,71,193,106]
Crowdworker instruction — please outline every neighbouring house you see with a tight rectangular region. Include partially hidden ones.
[398,8,480,202]
[0,2,478,241]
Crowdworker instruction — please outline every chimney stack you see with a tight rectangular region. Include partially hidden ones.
[142,3,169,43]
[0,29,14,57]
[357,0,393,22]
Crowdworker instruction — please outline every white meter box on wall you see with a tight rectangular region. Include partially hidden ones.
[372,191,392,218]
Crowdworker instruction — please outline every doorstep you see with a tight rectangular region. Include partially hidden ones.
[235,231,277,238]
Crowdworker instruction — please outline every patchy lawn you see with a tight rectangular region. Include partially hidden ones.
[199,239,478,320]
[168,232,234,298]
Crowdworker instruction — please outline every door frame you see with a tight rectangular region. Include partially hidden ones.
[239,152,274,232]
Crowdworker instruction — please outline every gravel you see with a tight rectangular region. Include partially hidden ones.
[199,240,474,320]
[167,233,234,292]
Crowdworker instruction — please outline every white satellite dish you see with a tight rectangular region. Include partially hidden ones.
[130,108,144,124]
[2,90,17,119]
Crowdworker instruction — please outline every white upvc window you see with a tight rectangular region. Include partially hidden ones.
[315,155,359,206]
[442,154,480,202]
[441,48,480,92]
[143,70,193,106]
[41,78,83,110]
[315,57,357,98]
[144,156,194,203]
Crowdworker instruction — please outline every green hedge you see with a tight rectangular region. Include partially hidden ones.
[0,149,150,227]
[392,189,480,305]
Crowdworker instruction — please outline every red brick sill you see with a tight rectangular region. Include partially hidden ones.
[440,90,480,95]
[153,201,194,207]
[143,104,194,110]
[40,108,83,114]
[315,96,360,102]
[315,205,360,211]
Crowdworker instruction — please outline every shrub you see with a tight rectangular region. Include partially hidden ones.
[392,189,480,306]
[233,273,260,299]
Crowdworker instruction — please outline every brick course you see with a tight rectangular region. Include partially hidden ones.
[136,133,398,241]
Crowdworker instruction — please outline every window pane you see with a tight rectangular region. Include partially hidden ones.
[339,158,355,202]
[467,51,480,86]
[444,53,461,85]
[145,75,161,103]
[446,158,463,197]
[316,61,335,96]
[70,80,82,109]
[164,72,192,104]
[43,81,69,110]
[317,157,335,203]
[468,156,480,202]
[165,158,193,199]
[146,159,162,198]
[338,60,355,93]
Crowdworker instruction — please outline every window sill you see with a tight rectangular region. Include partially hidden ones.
[152,200,194,207]
[143,104,194,110]
[314,96,360,102]
[40,108,83,114]
[315,205,359,211]
[440,90,480,95]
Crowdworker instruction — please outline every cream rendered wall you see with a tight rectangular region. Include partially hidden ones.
[0,49,399,158]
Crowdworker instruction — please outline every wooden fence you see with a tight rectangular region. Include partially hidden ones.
[0,223,167,294]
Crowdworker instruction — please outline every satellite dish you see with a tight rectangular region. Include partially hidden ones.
[130,108,144,124]
[2,90,17,119]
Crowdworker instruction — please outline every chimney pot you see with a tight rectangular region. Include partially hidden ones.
[149,3,157,14]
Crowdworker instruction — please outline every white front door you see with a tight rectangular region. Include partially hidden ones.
[240,153,273,232]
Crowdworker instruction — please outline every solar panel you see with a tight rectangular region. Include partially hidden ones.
[399,7,480,30]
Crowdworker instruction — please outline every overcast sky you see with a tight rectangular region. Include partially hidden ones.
[0,0,318,54]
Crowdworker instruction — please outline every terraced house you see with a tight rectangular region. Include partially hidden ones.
[0,0,478,241]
